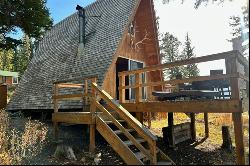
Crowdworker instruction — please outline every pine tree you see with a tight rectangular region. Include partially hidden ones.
[0,49,14,71]
[160,32,182,80]
[17,34,32,76]
[181,33,199,78]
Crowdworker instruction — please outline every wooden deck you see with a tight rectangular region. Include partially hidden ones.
[52,50,249,165]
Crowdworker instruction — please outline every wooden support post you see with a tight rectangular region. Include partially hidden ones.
[89,78,97,153]
[168,112,175,147]
[135,73,143,123]
[84,79,88,108]
[53,84,59,113]
[148,112,152,129]
[53,84,59,140]
[54,122,59,141]
[226,55,245,165]
[119,75,125,103]
[150,140,157,165]
[204,113,209,138]
[190,113,196,141]
[233,112,245,165]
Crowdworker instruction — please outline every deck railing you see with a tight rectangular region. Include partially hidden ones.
[118,50,249,165]
[118,50,249,105]
[52,75,98,113]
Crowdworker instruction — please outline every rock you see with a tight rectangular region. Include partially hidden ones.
[80,157,86,163]
[94,152,102,164]
[54,144,77,161]
[95,153,101,158]
[94,157,101,165]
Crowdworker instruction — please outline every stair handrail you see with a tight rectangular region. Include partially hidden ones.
[94,100,152,162]
[91,82,157,164]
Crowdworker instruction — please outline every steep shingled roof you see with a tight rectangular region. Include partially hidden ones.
[7,0,139,110]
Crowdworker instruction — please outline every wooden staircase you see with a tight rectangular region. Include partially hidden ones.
[92,83,175,165]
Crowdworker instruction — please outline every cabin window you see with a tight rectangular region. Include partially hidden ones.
[116,57,146,101]
[12,77,18,84]
[2,76,6,83]
[129,60,146,100]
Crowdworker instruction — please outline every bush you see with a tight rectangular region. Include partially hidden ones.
[0,109,48,164]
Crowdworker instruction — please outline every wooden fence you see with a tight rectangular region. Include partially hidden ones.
[0,84,7,110]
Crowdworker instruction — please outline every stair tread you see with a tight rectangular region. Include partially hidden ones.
[134,152,146,160]
[123,138,146,146]
[104,120,126,124]
[157,161,172,165]
[113,129,135,135]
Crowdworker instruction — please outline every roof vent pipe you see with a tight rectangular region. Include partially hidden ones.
[76,5,85,56]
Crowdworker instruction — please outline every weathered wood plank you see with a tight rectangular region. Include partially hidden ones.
[57,83,84,88]
[52,112,92,124]
[122,99,242,113]
[53,94,86,100]
[53,75,98,84]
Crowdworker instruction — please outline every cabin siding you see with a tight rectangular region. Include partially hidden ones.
[103,0,162,98]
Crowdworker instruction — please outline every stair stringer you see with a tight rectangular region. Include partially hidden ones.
[96,116,144,165]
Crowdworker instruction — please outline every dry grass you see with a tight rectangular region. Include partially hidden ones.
[146,112,249,154]
[0,109,48,165]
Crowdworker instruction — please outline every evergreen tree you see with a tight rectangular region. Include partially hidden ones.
[160,32,182,80]
[0,0,53,50]
[181,33,200,78]
[0,49,14,71]
[17,34,32,76]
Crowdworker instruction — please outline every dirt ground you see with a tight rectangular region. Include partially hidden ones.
[8,112,249,165]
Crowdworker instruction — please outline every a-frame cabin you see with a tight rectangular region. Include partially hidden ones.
[7,0,248,165]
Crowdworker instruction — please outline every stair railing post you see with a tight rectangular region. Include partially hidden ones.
[89,77,97,153]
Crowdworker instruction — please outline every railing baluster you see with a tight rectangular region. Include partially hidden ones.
[135,73,143,123]
[119,75,125,103]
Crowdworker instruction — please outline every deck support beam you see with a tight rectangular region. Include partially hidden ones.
[89,124,96,153]
[53,122,59,141]
[190,113,196,141]
[226,55,245,165]
[204,113,209,138]
[232,112,245,165]
[168,112,175,147]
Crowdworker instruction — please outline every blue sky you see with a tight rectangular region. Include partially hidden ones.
[13,0,247,75]
[47,0,96,24]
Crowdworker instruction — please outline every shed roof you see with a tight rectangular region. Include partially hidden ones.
[7,0,139,110]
